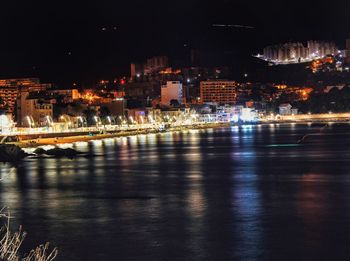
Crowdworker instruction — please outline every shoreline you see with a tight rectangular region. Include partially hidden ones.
[16,122,230,148]
[4,120,350,148]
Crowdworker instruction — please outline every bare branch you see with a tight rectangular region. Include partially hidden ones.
[0,210,58,261]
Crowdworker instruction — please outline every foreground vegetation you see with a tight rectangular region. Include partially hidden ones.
[0,169,57,261]
[0,209,57,261]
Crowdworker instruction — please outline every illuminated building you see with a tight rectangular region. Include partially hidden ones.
[307,40,337,58]
[144,56,169,75]
[47,89,80,102]
[346,39,350,63]
[0,87,18,114]
[256,41,338,65]
[0,114,13,133]
[131,56,169,77]
[272,84,313,102]
[200,80,237,104]
[0,78,51,91]
[324,85,347,93]
[279,103,292,115]
[111,91,125,99]
[80,90,100,104]
[130,63,144,78]
[0,78,51,115]
[0,78,40,87]
[161,81,183,106]
[103,98,126,116]
[16,89,53,127]
[261,42,308,63]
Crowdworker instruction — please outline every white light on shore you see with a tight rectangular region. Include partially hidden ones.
[26,116,32,127]
[0,115,11,129]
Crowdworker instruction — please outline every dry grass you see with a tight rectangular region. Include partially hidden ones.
[0,209,57,261]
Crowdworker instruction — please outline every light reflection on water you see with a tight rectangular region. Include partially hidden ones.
[1,124,350,260]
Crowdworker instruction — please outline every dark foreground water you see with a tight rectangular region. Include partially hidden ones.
[2,123,350,260]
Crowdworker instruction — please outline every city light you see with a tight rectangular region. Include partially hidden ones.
[26,116,32,128]
[0,115,11,130]
[2,4,350,261]
[256,40,339,65]
[231,114,239,123]
[46,115,54,127]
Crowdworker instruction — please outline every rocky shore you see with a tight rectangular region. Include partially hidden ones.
[0,123,229,162]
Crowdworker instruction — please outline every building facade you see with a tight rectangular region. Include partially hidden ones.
[144,56,169,75]
[200,81,237,104]
[259,41,338,64]
[161,81,183,106]
[47,89,80,103]
[0,87,18,114]
[16,89,53,127]
[130,63,144,78]
[346,39,350,63]
[279,103,292,115]
[0,78,51,115]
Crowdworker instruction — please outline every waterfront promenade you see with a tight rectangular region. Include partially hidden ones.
[1,112,350,147]
[263,112,350,123]
[0,122,228,147]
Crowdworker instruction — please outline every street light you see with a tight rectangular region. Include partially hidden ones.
[26,116,32,128]
[94,116,101,128]
[46,116,53,130]
[76,116,84,128]
[0,115,11,133]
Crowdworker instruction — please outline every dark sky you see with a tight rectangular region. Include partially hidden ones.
[1,0,350,85]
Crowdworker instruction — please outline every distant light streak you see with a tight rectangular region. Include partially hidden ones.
[266,144,301,148]
[212,24,255,29]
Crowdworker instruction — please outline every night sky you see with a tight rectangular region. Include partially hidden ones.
[1,0,350,85]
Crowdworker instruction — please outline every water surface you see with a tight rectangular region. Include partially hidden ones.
[1,123,350,260]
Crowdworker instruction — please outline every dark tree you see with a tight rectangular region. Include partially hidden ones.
[170,99,180,107]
